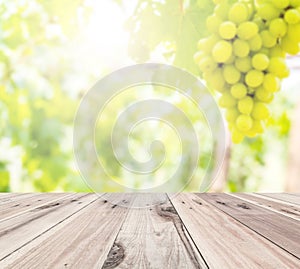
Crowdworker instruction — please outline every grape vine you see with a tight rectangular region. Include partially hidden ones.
[194,0,300,143]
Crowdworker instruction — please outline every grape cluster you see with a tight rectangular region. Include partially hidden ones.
[194,0,300,143]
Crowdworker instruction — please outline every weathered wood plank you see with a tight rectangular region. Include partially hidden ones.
[0,193,71,222]
[0,193,98,261]
[170,193,300,269]
[233,193,300,221]
[258,193,300,206]
[0,193,24,200]
[0,193,29,200]
[103,193,206,269]
[201,193,300,259]
[0,193,37,205]
[0,193,132,269]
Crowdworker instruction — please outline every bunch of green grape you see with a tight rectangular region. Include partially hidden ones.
[194,0,300,143]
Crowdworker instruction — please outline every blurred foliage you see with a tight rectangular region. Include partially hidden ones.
[0,0,298,192]
[126,0,214,74]
[0,0,83,191]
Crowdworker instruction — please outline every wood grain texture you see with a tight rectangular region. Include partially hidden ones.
[201,193,300,258]
[0,193,299,269]
[170,193,300,269]
[0,193,132,269]
[0,193,71,222]
[0,193,37,205]
[0,193,98,261]
[103,193,206,269]
[0,193,29,201]
[258,193,300,205]
[232,193,300,220]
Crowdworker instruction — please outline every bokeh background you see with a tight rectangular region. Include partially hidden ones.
[0,0,299,193]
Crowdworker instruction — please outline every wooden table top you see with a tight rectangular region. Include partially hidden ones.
[0,193,299,269]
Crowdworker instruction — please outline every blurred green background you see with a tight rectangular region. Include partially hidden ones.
[0,0,299,193]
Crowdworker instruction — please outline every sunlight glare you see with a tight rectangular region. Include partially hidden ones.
[81,0,131,71]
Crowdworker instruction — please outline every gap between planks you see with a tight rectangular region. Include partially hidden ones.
[0,193,133,269]
[0,193,100,263]
[256,193,300,206]
[199,193,300,260]
[0,193,74,223]
[102,193,207,269]
[228,193,300,221]
[170,193,300,269]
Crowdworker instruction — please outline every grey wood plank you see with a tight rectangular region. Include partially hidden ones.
[233,193,300,220]
[170,193,300,269]
[201,193,300,259]
[258,193,300,206]
[0,193,71,222]
[102,193,206,269]
[0,193,28,200]
[0,193,20,200]
[0,193,37,206]
[0,193,99,261]
[0,193,132,269]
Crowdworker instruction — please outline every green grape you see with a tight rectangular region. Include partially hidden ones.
[225,54,236,64]
[249,120,264,135]
[206,15,222,33]
[235,56,252,72]
[214,2,230,20]
[198,35,219,52]
[219,21,237,39]
[236,114,253,132]
[267,57,290,78]
[269,18,287,38]
[233,39,250,57]
[226,108,239,122]
[238,96,254,115]
[246,2,255,19]
[195,0,300,142]
[231,128,245,143]
[287,24,300,43]
[245,70,264,87]
[204,68,226,92]
[284,9,300,24]
[248,34,263,51]
[193,51,205,64]
[230,83,247,99]
[253,16,266,30]
[246,131,257,138]
[252,102,270,120]
[212,40,233,63]
[253,120,264,134]
[263,73,280,92]
[228,2,249,24]
[273,0,290,9]
[219,92,237,108]
[198,56,218,73]
[237,22,259,40]
[223,64,241,84]
[260,30,277,48]
[270,45,286,57]
[255,87,274,102]
[258,47,270,56]
[252,53,270,70]
[281,36,300,55]
[257,3,280,21]
[290,0,300,7]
